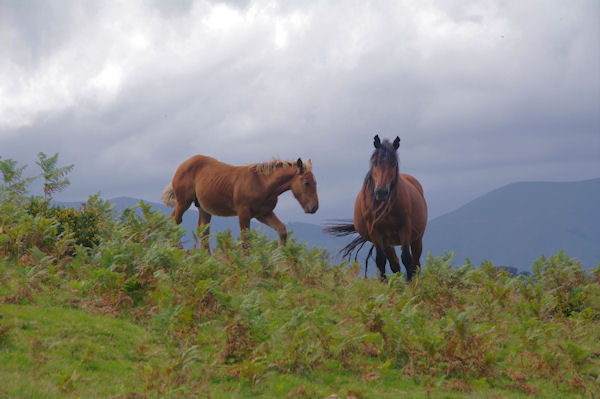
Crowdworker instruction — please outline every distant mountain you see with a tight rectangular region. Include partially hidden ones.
[424,178,600,271]
[57,178,600,273]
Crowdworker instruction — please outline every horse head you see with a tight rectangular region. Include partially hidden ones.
[370,135,400,202]
[290,158,319,214]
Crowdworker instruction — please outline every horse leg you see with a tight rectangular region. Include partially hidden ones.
[257,212,287,246]
[375,247,387,282]
[171,198,192,225]
[401,245,415,281]
[237,209,252,251]
[383,246,401,274]
[411,237,423,276]
[197,208,212,253]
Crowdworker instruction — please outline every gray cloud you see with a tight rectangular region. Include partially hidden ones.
[1,0,598,223]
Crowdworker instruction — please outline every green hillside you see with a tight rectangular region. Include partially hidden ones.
[2,155,599,397]
[425,178,600,271]
[2,200,599,397]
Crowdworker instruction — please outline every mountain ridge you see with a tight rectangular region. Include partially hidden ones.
[423,177,600,270]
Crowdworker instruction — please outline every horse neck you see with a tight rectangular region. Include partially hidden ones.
[262,167,298,196]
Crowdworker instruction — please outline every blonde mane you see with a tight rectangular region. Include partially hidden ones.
[248,159,312,176]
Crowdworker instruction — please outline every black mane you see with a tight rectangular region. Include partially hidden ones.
[370,139,399,167]
[363,139,399,200]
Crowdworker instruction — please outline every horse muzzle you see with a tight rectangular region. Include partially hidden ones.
[374,187,390,201]
[304,204,318,214]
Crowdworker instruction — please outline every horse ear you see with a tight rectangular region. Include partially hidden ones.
[393,136,400,150]
[297,158,304,173]
[373,135,381,148]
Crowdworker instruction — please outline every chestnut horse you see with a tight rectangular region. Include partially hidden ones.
[162,155,318,250]
[325,135,427,281]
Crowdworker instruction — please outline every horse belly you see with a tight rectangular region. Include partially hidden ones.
[195,194,237,217]
[375,220,407,246]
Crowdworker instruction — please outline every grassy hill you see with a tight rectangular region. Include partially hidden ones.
[59,178,600,276]
[2,152,598,397]
[2,192,599,398]
[424,178,600,271]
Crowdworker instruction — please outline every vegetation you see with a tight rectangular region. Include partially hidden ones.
[1,155,599,398]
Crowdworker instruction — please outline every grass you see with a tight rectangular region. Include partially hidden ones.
[1,302,585,399]
[0,192,599,398]
[0,304,163,398]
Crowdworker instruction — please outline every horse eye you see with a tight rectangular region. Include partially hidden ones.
[304,181,310,187]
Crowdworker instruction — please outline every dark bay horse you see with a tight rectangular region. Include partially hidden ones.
[325,135,427,281]
[162,155,318,251]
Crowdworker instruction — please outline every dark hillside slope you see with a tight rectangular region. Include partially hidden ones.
[424,178,600,271]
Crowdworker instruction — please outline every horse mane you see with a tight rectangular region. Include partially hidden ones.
[363,139,399,231]
[247,159,312,176]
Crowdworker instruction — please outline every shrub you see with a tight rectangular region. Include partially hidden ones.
[25,197,100,248]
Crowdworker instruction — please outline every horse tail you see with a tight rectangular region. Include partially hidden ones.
[323,220,368,259]
[340,235,369,259]
[161,183,176,207]
[322,220,356,237]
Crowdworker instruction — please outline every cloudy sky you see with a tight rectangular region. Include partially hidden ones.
[1,0,599,224]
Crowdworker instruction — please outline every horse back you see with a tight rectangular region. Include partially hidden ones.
[173,155,220,193]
